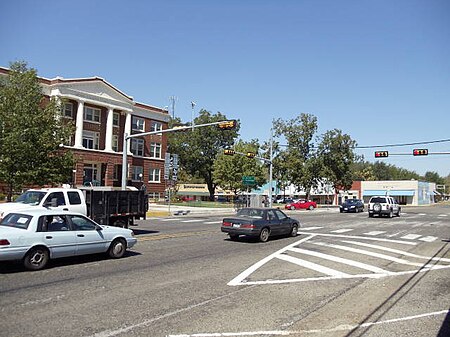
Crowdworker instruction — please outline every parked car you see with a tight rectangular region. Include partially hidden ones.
[275,197,294,204]
[221,207,300,242]
[0,209,137,270]
[339,199,365,213]
[368,196,401,218]
[285,199,317,210]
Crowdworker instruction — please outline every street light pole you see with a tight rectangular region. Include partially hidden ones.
[268,127,274,208]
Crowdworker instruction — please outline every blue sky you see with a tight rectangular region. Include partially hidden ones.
[1,0,449,177]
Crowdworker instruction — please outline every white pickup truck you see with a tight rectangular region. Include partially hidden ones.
[0,187,148,228]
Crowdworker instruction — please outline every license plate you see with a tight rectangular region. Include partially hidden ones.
[232,224,241,228]
[344,208,348,210]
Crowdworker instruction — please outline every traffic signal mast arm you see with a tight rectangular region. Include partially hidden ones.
[223,149,272,163]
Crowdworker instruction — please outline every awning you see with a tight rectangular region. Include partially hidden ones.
[363,190,415,196]
[433,190,442,196]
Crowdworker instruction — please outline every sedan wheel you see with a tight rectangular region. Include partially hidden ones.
[108,238,127,258]
[290,206,295,210]
[308,205,314,211]
[23,247,49,271]
[290,224,298,237]
[259,228,270,242]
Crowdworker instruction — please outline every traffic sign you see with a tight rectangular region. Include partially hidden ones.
[242,176,256,185]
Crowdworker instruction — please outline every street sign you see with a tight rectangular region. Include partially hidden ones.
[242,176,256,185]
[164,152,171,180]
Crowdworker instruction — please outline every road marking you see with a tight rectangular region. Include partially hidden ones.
[297,232,417,245]
[181,219,205,223]
[364,231,386,236]
[159,218,184,222]
[205,221,221,224]
[418,236,438,242]
[419,213,427,216]
[330,228,354,233]
[138,231,210,241]
[301,226,323,231]
[277,254,350,277]
[438,214,448,217]
[167,310,450,337]
[401,234,422,240]
[340,240,450,262]
[289,247,390,274]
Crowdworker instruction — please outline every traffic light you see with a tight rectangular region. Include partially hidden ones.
[375,151,389,158]
[223,149,235,156]
[217,120,237,130]
[413,149,428,156]
[246,152,256,158]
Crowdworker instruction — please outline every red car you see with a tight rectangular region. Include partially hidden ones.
[285,199,317,211]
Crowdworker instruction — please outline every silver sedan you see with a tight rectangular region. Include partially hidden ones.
[0,209,137,270]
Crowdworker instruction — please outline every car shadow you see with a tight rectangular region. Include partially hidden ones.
[224,234,298,244]
[132,229,159,236]
[0,250,141,274]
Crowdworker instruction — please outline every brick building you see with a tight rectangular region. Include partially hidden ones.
[0,67,170,199]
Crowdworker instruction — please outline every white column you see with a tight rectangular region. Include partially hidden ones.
[124,112,132,154]
[105,107,114,151]
[74,100,85,148]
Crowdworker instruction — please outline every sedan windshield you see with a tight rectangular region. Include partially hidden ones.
[15,191,46,205]
[0,213,33,229]
[236,208,264,219]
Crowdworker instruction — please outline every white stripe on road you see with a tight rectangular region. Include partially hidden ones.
[160,218,184,222]
[288,247,390,274]
[438,214,448,217]
[418,236,438,242]
[296,232,417,245]
[364,231,386,236]
[330,228,354,233]
[181,219,205,223]
[166,310,450,337]
[311,242,424,267]
[276,254,350,277]
[205,221,222,224]
[301,226,323,231]
[401,234,422,240]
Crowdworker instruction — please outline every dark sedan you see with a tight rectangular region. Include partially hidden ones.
[339,199,365,213]
[221,208,300,242]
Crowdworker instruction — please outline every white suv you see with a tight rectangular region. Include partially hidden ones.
[368,196,401,218]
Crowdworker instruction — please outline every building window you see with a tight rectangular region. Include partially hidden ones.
[113,112,120,127]
[132,166,143,181]
[83,163,99,185]
[131,138,145,156]
[147,192,161,200]
[84,106,101,123]
[132,116,145,131]
[112,135,119,152]
[150,142,161,158]
[64,103,73,118]
[149,168,161,182]
[151,122,163,133]
[82,131,100,150]
[113,164,121,180]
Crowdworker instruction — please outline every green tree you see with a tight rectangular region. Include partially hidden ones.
[0,61,75,201]
[423,171,445,185]
[317,129,357,192]
[273,113,322,199]
[213,139,267,196]
[167,110,239,200]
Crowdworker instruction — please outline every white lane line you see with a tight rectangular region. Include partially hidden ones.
[419,236,438,242]
[205,221,222,224]
[301,226,323,231]
[227,235,316,286]
[438,214,448,217]
[311,242,424,267]
[181,219,205,223]
[401,234,422,240]
[419,213,427,216]
[364,231,386,236]
[386,232,402,237]
[288,247,390,274]
[330,228,354,233]
[276,254,350,277]
[166,310,450,337]
[296,232,417,246]
[340,240,450,263]
[160,218,184,222]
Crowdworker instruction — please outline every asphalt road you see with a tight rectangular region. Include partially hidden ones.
[1,205,449,337]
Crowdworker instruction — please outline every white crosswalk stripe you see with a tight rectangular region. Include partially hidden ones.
[419,236,438,242]
[401,234,422,240]
[330,228,354,233]
[301,226,323,231]
[364,231,386,236]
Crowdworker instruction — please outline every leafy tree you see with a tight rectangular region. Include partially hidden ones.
[317,129,357,192]
[424,171,445,185]
[213,139,267,196]
[167,110,239,200]
[0,61,75,201]
[273,113,322,199]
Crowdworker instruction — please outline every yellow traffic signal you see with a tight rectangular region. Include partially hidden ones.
[224,149,235,155]
[217,120,237,130]
[375,151,389,158]
[246,152,256,158]
[413,149,428,156]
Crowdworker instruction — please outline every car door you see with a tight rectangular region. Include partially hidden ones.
[67,214,107,255]
[274,209,292,235]
[266,210,282,235]
[39,215,77,258]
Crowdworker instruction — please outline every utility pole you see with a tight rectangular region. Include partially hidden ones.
[169,96,177,119]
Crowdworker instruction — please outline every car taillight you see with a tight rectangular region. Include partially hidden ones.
[240,224,256,229]
[0,239,10,246]
[223,221,232,227]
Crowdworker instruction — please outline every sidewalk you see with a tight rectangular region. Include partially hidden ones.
[147,203,235,217]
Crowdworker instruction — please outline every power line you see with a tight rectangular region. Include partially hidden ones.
[355,138,450,149]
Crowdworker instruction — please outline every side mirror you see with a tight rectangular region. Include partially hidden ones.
[44,198,58,208]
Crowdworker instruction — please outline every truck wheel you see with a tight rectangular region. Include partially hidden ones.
[113,219,128,229]
[23,246,49,271]
[108,238,127,258]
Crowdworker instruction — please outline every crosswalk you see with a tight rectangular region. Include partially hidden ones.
[228,233,450,286]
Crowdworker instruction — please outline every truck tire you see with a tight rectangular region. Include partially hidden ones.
[113,218,128,229]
